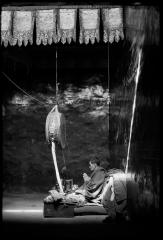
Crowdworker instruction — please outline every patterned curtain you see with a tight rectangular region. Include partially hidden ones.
[57,9,77,44]
[12,11,35,46]
[36,9,57,45]
[102,7,124,43]
[79,9,100,44]
[1,11,12,47]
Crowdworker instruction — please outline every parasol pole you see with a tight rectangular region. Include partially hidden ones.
[51,141,64,193]
[50,47,63,193]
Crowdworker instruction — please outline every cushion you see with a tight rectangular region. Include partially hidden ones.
[74,205,107,216]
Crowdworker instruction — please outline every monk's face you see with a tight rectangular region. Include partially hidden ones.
[89,161,97,171]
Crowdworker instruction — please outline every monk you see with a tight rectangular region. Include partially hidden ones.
[75,157,106,201]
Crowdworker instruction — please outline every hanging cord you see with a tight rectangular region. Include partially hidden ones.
[125,49,142,174]
[2,71,47,107]
[62,148,66,167]
[56,46,58,105]
[3,70,70,171]
[55,47,69,169]
[64,119,71,162]
[108,42,110,95]
[107,42,110,161]
[3,70,70,164]
[107,42,110,132]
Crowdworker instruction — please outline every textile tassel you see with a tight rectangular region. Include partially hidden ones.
[36,9,57,45]
[51,141,64,193]
[102,7,124,43]
[79,9,100,44]
[57,9,77,44]
[1,11,12,47]
[12,11,35,46]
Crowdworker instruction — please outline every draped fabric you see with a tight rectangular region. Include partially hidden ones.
[36,9,57,45]
[57,9,77,44]
[125,7,160,45]
[1,11,12,47]
[102,8,124,43]
[79,9,100,44]
[145,7,160,45]
[125,7,146,45]
[84,166,106,200]
[12,11,35,46]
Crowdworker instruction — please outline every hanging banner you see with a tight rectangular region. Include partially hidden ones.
[125,7,159,45]
[79,9,100,44]
[12,11,35,46]
[102,7,124,43]
[57,9,77,44]
[36,9,57,45]
[125,7,145,45]
[1,11,12,47]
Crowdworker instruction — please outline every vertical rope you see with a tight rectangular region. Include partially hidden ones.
[108,42,110,133]
[62,149,66,167]
[125,49,142,174]
[56,46,58,105]
[55,47,67,170]
[107,42,110,160]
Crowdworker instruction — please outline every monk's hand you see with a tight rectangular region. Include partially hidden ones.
[75,189,85,195]
[83,173,91,182]
[75,189,83,194]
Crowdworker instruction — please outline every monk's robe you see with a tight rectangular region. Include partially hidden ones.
[85,166,106,201]
[102,169,127,219]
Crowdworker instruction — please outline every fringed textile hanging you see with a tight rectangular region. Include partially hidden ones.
[1,11,12,47]
[125,7,159,45]
[12,11,35,46]
[36,9,57,45]
[145,7,160,45]
[57,9,77,44]
[125,7,146,46]
[79,9,100,44]
[102,7,124,43]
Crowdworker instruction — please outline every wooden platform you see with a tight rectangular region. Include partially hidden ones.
[43,201,108,218]
[43,202,75,218]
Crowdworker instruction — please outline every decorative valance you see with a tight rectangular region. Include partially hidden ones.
[1,5,160,47]
[57,9,77,44]
[12,11,35,46]
[1,11,12,47]
[102,8,124,43]
[79,9,100,44]
[36,9,57,45]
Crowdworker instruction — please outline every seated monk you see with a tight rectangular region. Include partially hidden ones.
[102,169,128,221]
[75,157,106,202]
